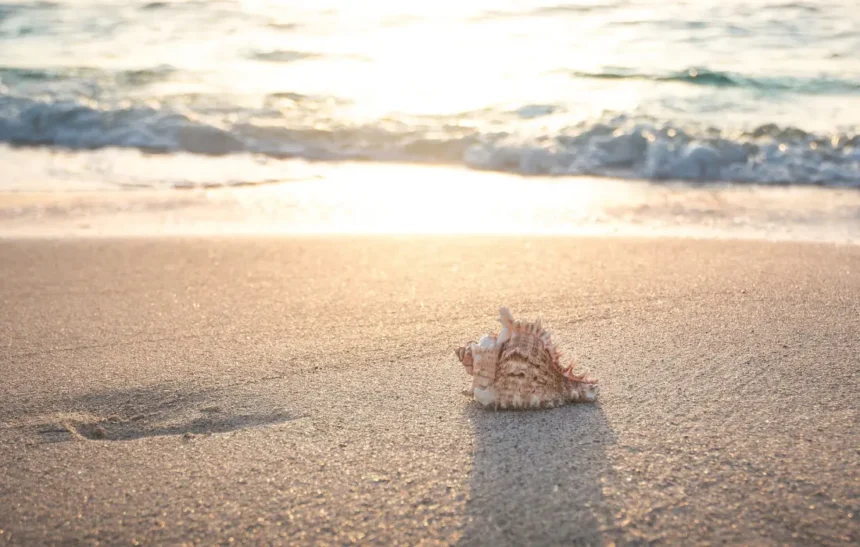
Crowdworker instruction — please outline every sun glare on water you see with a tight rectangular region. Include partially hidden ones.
[226,0,624,119]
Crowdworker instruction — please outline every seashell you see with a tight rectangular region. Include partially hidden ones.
[454,307,598,409]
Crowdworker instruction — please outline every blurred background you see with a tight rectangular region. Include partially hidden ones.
[1,0,858,236]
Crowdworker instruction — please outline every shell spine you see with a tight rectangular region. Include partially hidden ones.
[455,307,598,409]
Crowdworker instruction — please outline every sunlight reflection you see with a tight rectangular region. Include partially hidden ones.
[230,0,623,117]
[237,163,619,234]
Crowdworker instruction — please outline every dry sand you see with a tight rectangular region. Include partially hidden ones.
[1,236,858,545]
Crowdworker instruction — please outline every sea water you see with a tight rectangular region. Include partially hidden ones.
[0,0,859,188]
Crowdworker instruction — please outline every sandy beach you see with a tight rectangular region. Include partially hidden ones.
[3,0,860,543]
[1,235,857,545]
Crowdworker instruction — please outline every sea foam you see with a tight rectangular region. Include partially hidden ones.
[1,95,858,186]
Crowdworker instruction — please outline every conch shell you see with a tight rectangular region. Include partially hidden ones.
[455,307,598,409]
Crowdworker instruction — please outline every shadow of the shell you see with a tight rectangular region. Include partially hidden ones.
[459,401,617,546]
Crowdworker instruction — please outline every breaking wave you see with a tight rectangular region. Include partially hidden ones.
[568,67,860,95]
[0,94,858,186]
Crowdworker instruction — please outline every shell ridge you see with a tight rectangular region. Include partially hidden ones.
[458,307,598,408]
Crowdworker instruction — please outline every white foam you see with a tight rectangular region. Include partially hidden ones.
[0,94,858,187]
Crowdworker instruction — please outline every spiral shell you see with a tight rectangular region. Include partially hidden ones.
[455,307,598,409]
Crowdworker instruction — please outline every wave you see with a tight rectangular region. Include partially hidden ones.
[0,1,59,38]
[763,2,820,12]
[249,50,320,63]
[533,2,620,15]
[475,2,620,20]
[0,65,176,87]
[0,95,858,186]
[569,67,860,95]
[0,1,57,13]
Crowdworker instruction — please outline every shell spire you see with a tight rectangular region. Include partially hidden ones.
[455,307,598,409]
[497,307,514,345]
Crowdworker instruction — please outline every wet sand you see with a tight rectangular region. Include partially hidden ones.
[1,236,858,545]
[3,161,860,242]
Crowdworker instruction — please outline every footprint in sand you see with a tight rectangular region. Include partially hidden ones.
[6,384,304,443]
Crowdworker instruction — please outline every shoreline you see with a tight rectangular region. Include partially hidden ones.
[2,161,860,244]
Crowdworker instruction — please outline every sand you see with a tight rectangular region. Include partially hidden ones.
[3,161,860,241]
[1,236,858,545]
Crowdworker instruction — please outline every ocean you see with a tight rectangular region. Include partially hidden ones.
[1,0,859,191]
